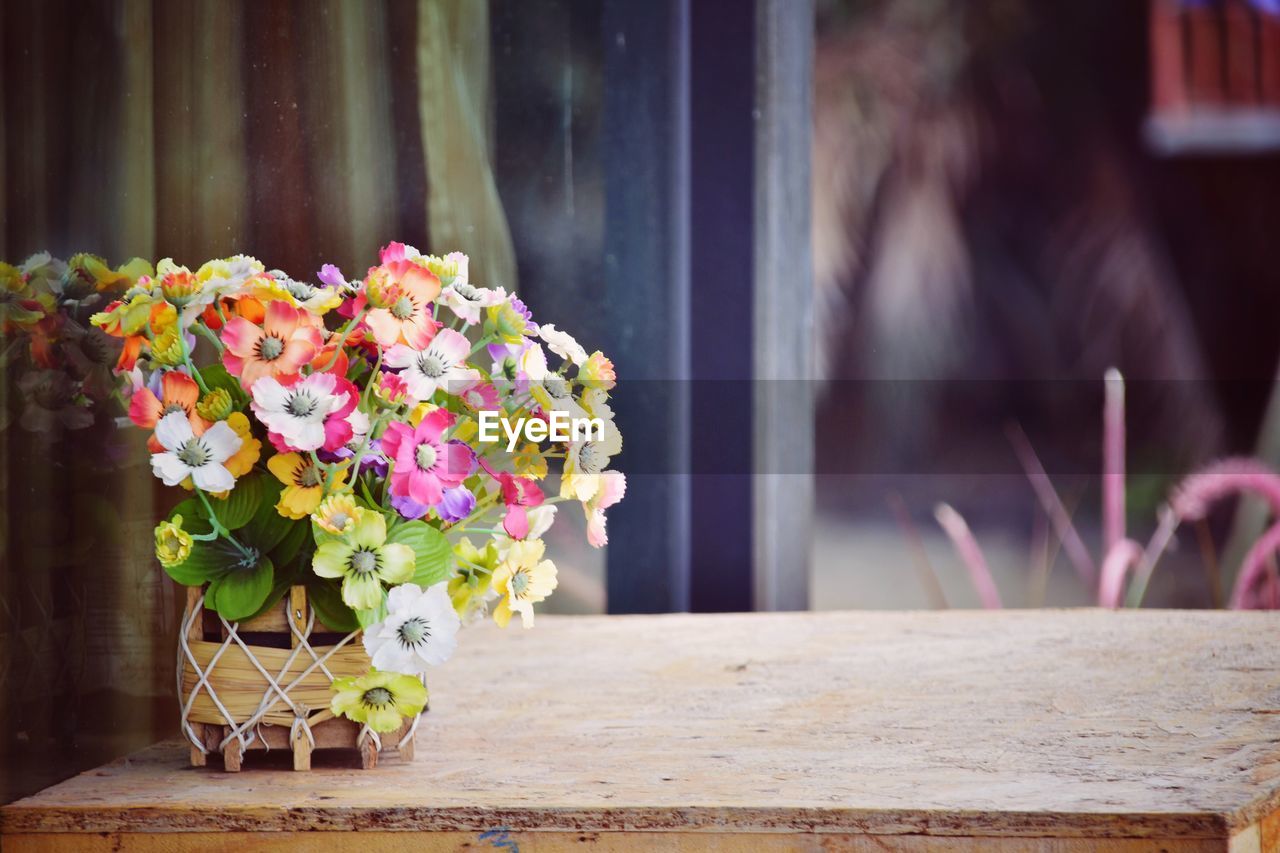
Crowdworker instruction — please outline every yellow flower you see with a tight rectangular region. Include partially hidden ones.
[490,539,558,629]
[313,494,364,536]
[221,413,261,479]
[68,253,153,294]
[268,452,347,519]
[487,302,528,344]
[514,443,548,480]
[422,252,467,284]
[450,416,478,444]
[149,326,187,366]
[154,515,193,568]
[330,670,427,733]
[406,401,439,428]
[311,511,414,610]
[449,537,498,620]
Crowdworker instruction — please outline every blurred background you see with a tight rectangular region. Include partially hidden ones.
[2,0,1279,804]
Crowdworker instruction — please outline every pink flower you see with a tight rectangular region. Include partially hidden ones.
[584,471,626,548]
[357,257,442,349]
[221,300,322,388]
[319,377,363,452]
[460,381,500,412]
[493,471,545,539]
[377,372,410,405]
[382,410,471,506]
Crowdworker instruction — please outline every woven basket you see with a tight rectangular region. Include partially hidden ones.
[178,585,421,771]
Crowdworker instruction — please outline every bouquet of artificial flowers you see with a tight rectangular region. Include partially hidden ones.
[91,241,624,734]
[1,252,151,435]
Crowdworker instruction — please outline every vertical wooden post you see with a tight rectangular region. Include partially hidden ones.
[360,737,379,770]
[1150,0,1188,114]
[184,587,207,768]
[1261,12,1280,105]
[753,0,814,612]
[1187,4,1225,105]
[1224,0,1258,104]
[288,586,312,771]
[221,730,243,773]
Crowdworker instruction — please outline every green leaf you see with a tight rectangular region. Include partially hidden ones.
[307,579,360,633]
[200,363,248,408]
[206,555,275,622]
[167,497,213,536]
[242,572,293,623]
[385,520,452,587]
[271,515,312,566]
[162,537,239,587]
[240,477,293,553]
[205,472,263,530]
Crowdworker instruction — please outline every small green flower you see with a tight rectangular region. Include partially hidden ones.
[312,511,415,611]
[155,515,193,568]
[195,387,234,422]
[330,670,427,733]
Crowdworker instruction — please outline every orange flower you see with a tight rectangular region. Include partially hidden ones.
[128,370,210,451]
[220,300,322,388]
[359,261,441,349]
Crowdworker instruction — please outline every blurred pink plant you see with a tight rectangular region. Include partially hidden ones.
[928,367,1280,610]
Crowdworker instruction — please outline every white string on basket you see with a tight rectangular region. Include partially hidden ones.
[177,593,362,756]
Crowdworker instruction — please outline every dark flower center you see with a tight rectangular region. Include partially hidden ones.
[578,443,604,475]
[416,353,444,378]
[295,463,324,488]
[390,295,415,320]
[177,437,211,468]
[285,391,317,418]
[415,443,437,471]
[350,550,378,575]
[362,687,393,708]
[398,617,430,648]
[257,334,285,361]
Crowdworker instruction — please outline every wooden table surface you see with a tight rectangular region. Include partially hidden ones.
[3,610,1280,852]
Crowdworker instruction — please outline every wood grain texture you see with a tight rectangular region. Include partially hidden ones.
[3,610,1280,847]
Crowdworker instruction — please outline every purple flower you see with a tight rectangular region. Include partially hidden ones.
[321,438,389,477]
[317,263,346,289]
[391,492,431,520]
[436,486,476,523]
[508,295,538,333]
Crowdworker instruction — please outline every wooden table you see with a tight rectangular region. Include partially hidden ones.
[3,610,1280,851]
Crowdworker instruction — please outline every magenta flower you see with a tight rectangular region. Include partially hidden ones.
[382,410,471,506]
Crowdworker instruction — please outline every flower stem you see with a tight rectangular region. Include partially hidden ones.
[318,307,368,373]
[195,488,252,558]
[192,322,225,354]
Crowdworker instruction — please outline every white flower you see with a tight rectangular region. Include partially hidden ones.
[250,372,350,451]
[538,324,587,366]
[150,411,242,491]
[441,281,507,325]
[363,582,461,674]
[344,407,371,451]
[561,419,624,503]
[517,341,548,381]
[383,328,480,402]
